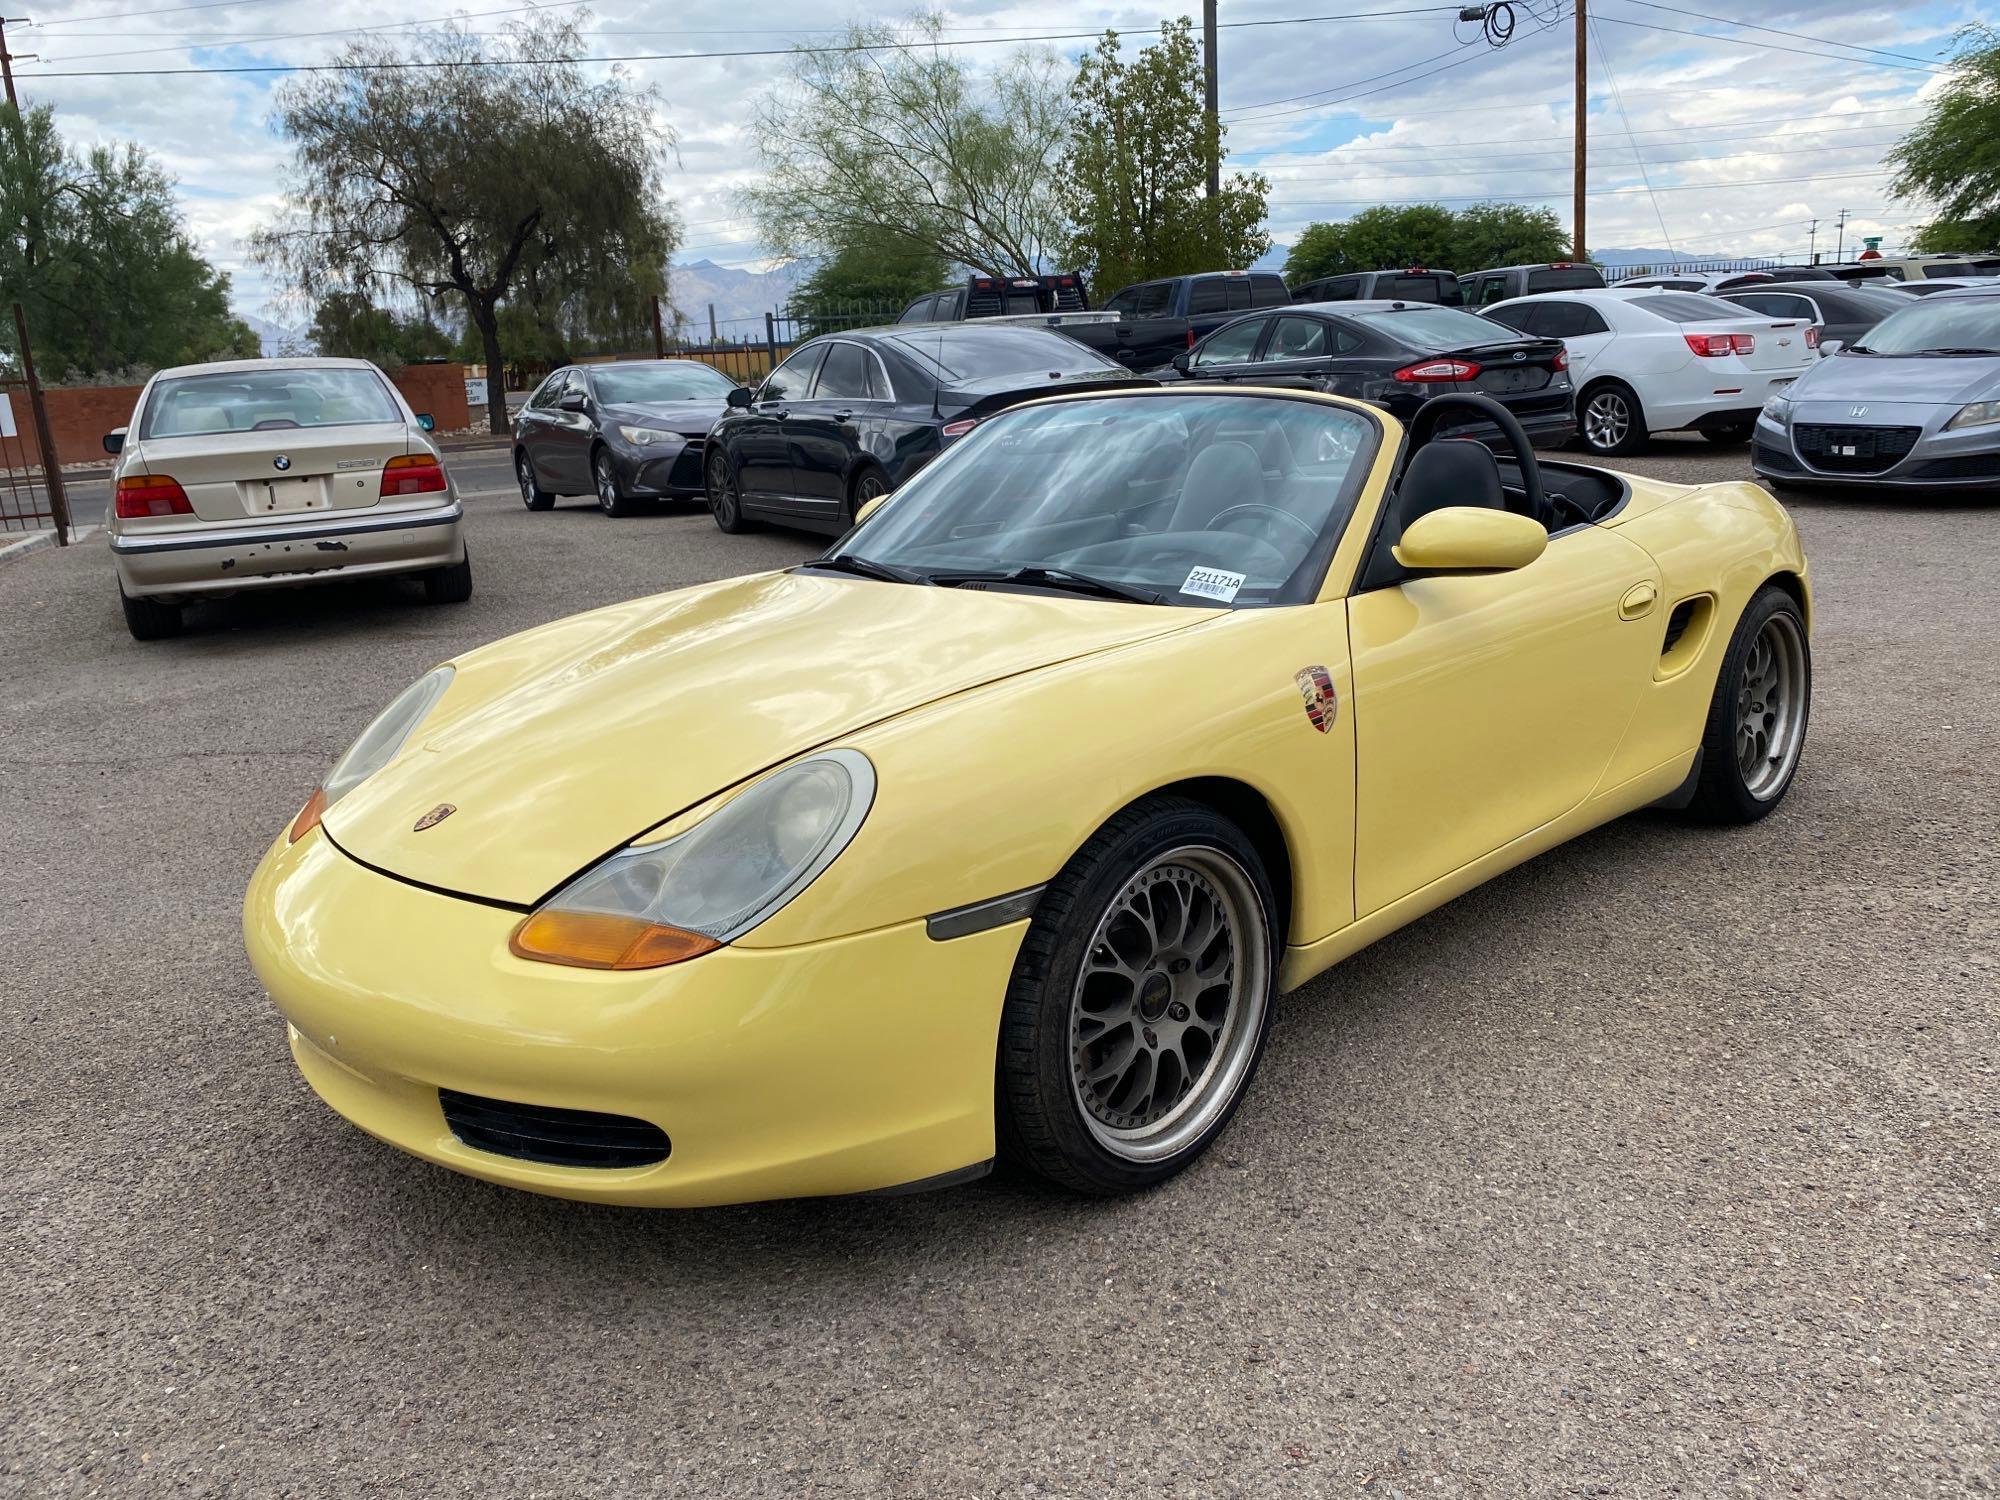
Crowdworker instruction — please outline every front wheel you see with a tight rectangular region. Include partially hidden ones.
[997,795,1277,1195]
[1578,381,1648,457]
[705,447,754,534]
[593,449,641,517]
[1687,583,1810,823]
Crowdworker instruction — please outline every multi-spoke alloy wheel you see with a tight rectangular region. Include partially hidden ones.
[1583,389,1631,452]
[706,449,750,533]
[997,796,1278,1194]
[1689,583,1811,823]
[1070,849,1269,1163]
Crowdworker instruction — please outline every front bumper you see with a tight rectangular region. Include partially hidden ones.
[112,499,464,597]
[243,828,1022,1207]
[606,436,707,498]
[1753,405,2000,489]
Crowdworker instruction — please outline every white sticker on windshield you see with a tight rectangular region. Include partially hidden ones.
[1180,566,1246,602]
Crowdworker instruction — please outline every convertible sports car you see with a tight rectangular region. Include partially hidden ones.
[245,388,1812,1206]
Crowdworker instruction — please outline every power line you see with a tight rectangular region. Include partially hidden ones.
[1223,40,1473,115]
[1591,14,1945,74]
[1249,127,1908,170]
[1612,0,1950,70]
[1258,135,1904,178]
[1228,95,1921,142]
[39,0,592,63]
[1279,170,1896,205]
[27,0,291,27]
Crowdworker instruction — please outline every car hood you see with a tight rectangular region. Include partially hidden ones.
[599,399,728,436]
[1790,352,2000,407]
[320,571,1210,905]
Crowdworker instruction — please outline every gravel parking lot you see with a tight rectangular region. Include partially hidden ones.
[3,436,1993,1497]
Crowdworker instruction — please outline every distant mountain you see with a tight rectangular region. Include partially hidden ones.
[243,313,311,358]
[1592,246,1772,267]
[664,259,807,341]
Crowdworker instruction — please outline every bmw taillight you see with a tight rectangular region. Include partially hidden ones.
[1685,332,1754,357]
[381,454,448,496]
[114,474,192,517]
[1393,358,1480,383]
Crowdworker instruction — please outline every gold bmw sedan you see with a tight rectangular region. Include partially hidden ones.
[102,357,471,639]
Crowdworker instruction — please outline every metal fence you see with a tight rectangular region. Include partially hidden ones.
[0,303,74,542]
[1604,256,1801,283]
[520,303,906,392]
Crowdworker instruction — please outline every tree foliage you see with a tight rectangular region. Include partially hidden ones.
[787,230,948,335]
[747,14,1070,278]
[1283,202,1568,284]
[1059,20,1271,294]
[0,104,257,380]
[309,291,453,367]
[1890,25,2000,254]
[255,12,678,432]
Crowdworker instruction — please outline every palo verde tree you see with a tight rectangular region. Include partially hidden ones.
[0,104,257,379]
[1283,202,1567,285]
[1059,19,1272,293]
[787,228,948,335]
[1889,24,2000,253]
[255,12,678,433]
[747,13,1070,278]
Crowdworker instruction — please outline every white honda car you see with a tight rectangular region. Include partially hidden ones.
[1480,288,1820,456]
[103,357,470,640]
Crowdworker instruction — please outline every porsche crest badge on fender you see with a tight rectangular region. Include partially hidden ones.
[413,803,457,832]
[1295,666,1337,732]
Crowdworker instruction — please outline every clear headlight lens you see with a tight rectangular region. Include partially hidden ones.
[617,425,680,446]
[1761,394,1792,423]
[1944,400,2000,431]
[510,749,876,970]
[289,666,454,842]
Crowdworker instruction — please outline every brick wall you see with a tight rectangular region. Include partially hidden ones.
[16,363,475,469]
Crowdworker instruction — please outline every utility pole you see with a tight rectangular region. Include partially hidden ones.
[1203,0,1219,200]
[1806,217,1820,264]
[650,294,665,359]
[1834,208,1849,262]
[0,17,36,110]
[1572,0,1587,262]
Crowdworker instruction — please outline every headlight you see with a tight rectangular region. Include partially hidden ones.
[1944,400,2000,431]
[1761,394,1792,423]
[616,425,680,446]
[288,665,453,842]
[510,749,876,970]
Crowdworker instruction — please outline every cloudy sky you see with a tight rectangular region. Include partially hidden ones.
[10,0,1985,321]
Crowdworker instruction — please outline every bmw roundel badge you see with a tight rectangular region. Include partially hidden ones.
[273,455,292,471]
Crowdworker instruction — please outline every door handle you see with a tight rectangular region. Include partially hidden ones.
[833,410,855,422]
[1619,581,1659,620]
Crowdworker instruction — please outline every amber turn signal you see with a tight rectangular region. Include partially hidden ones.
[289,786,327,844]
[509,910,720,970]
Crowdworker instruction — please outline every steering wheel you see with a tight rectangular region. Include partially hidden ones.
[1205,503,1318,550]
[1401,392,1549,526]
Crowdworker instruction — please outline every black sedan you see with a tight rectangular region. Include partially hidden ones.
[703,326,1150,535]
[515,359,738,517]
[1719,282,1911,356]
[1162,301,1576,448]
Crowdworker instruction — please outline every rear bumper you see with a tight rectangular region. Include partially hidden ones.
[111,499,464,597]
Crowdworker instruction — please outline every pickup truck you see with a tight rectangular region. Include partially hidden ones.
[895,269,1292,372]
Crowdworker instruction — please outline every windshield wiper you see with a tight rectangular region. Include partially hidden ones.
[799,553,932,585]
[1913,346,2000,356]
[928,565,1165,605]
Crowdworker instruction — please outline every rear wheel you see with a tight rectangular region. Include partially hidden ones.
[593,448,641,517]
[119,585,183,641]
[997,795,1277,1195]
[1578,380,1647,457]
[1687,584,1809,823]
[706,447,753,534]
[516,450,554,511]
[1702,421,1754,445]
[422,544,473,605]
[849,465,889,524]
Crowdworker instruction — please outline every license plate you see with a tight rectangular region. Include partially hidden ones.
[1770,377,1794,390]
[260,476,328,513]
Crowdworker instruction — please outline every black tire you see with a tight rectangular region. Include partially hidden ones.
[592,447,642,517]
[1578,380,1648,457]
[1686,583,1810,824]
[705,446,754,534]
[1702,422,1754,446]
[849,464,890,524]
[422,544,473,605]
[516,450,554,511]
[120,585,183,640]
[996,795,1279,1196]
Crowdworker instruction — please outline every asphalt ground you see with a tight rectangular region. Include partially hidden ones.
[2,435,1994,1497]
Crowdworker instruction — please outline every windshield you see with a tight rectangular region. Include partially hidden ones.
[592,362,734,403]
[1352,305,1519,346]
[884,327,1119,381]
[1851,296,2000,354]
[828,394,1376,608]
[140,367,401,438]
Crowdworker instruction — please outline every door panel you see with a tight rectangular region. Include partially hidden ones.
[784,342,876,520]
[1346,527,1664,914]
[739,345,826,501]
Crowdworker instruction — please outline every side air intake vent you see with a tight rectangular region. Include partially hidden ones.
[1662,600,1697,655]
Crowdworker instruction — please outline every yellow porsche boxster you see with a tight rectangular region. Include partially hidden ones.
[245,388,1811,1205]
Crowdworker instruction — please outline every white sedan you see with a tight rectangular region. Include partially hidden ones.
[103,357,470,640]
[1480,288,1820,456]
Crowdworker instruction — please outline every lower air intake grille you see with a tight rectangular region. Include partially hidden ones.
[1907,453,2000,481]
[439,1089,671,1168]
[1793,423,1920,475]
[1753,440,1802,474]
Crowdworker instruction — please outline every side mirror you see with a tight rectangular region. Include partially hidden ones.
[727,386,754,409]
[558,392,588,413]
[1171,352,1192,376]
[415,412,436,432]
[1392,507,1547,574]
[103,428,126,455]
[1818,338,1843,356]
[856,493,890,524]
